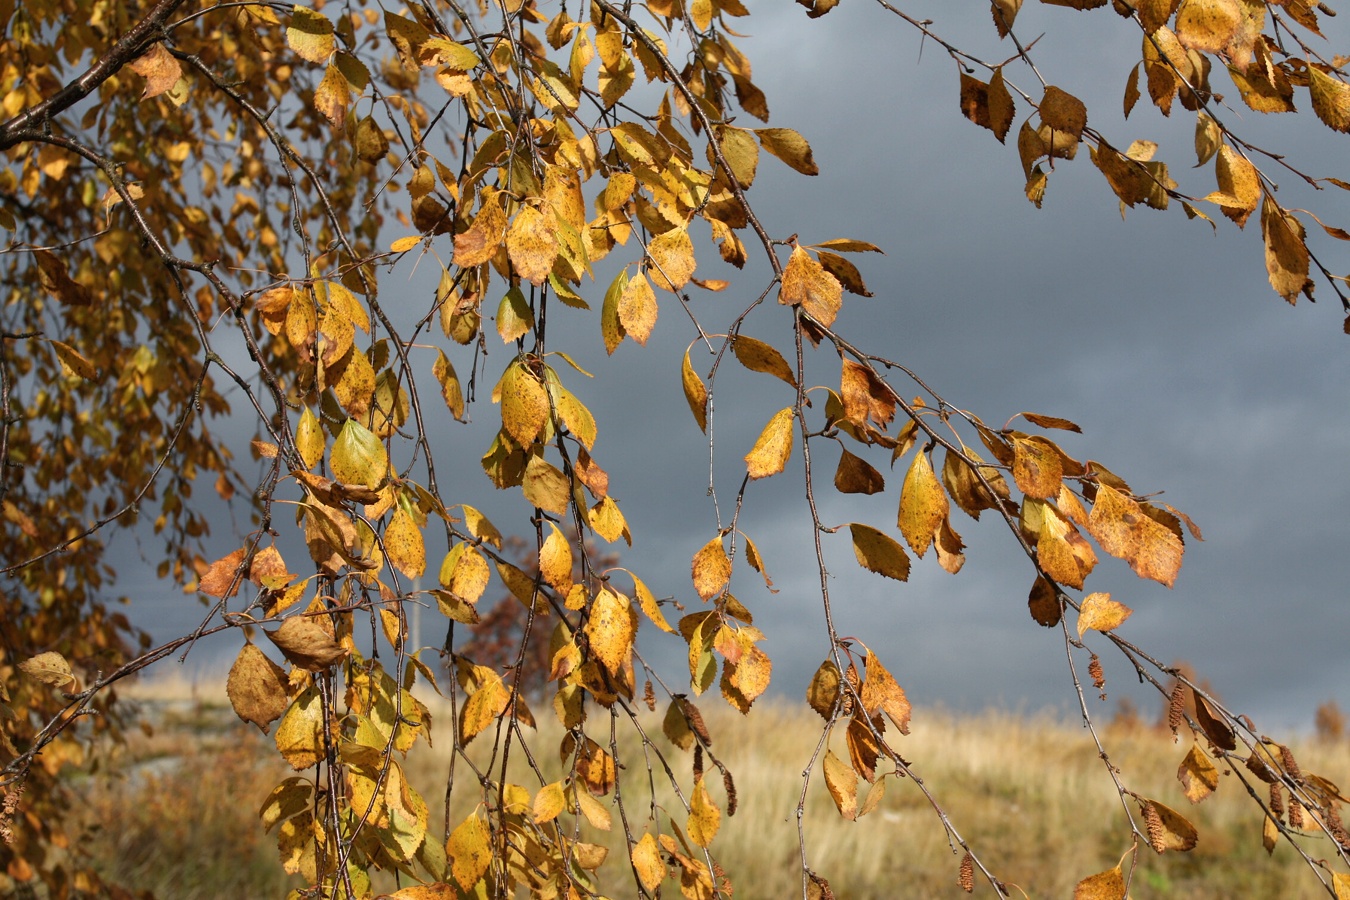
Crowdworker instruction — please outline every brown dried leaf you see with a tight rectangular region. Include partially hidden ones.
[226,642,290,734]
[779,246,842,327]
[266,617,349,672]
[835,448,886,494]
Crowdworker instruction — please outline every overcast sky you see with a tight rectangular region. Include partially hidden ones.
[123,1,1350,732]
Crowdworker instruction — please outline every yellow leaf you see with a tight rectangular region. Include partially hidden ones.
[1215,145,1260,227]
[50,340,96,380]
[275,686,325,770]
[822,749,858,820]
[1086,484,1184,587]
[779,245,842,327]
[1309,67,1350,133]
[313,62,349,128]
[754,127,819,175]
[691,536,731,601]
[532,782,565,823]
[506,205,558,285]
[576,786,612,831]
[459,675,508,743]
[647,226,696,292]
[522,456,570,515]
[498,361,549,446]
[1073,864,1126,900]
[601,268,628,354]
[1261,196,1311,303]
[585,587,635,676]
[448,812,491,890]
[848,523,911,582]
[682,346,709,432]
[713,124,759,188]
[331,418,387,489]
[442,544,490,604]
[898,452,948,558]
[496,285,533,344]
[631,571,676,633]
[1012,434,1064,499]
[1178,743,1220,803]
[385,507,426,579]
[861,649,912,734]
[432,350,465,420]
[1332,872,1350,900]
[1076,592,1133,637]
[19,651,76,691]
[618,270,658,344]
[1175,0,1242,54]
[631,833,666,891]
[688,776,721,847]
[453,192,505,268]
[744,408,795,480]
[539,523,573,593]
[295,407,325,469]
[287,6,335,63]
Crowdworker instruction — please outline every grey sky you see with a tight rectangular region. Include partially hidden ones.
[125,1,1349,732]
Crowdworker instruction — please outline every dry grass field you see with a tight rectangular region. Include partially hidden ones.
[70,675,1350,899]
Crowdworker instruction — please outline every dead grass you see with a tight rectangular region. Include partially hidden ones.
[69,676,1350,899]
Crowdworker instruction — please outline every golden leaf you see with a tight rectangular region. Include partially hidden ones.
[1086,484,1184,587]
[1076,592,1133,637]
[522,456,570,515]
[861,650,912,734]
[453,193,506,268]
[849,523,911,582]
[506,205,557,285]
[618,270,658,344]
[384,506,426,579]
[498,361,549,446]
[779,245,842,327]
[1214,145,1260,227]
[538,523,573,594]
[128,43,182,100]
[688,776,721,847]
[331,418,387,489]
[934,518,966,574]
[754,127,819,175]
[1309,67,1350,133]
[226,642,290,734]
[731,335,796,387]
[898,452,948,558]
[576,786,612,831]
[312,62,349,128]
[266,617,348,672]
[942,448,1009,520]
[991,0,1022,37]
[682,346,709,432]
[601,268,628,355]
[648,226,696,292]
[1175,743,1220,804]
[432,350,465,421]
[19,651,76,691]
[691,536,731,601]
[1261,196,1311,303]
[839,358,896,430]
[713,124,759,188]
[1012,434,1064,499]
[631,833,666,892]
[287,7,335,63]
[49,340,96,381]
[442,543,490,604]
[459,675,509,743]
[1073,865,1126,900]
[745,407,795,480]
[447,813,491,891]
[823,749,858,820]
[585,587,635,676]
[1174,0,1242,54]
[275,686,324,770]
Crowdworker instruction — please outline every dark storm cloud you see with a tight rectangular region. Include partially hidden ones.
[129,2,1349,729]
